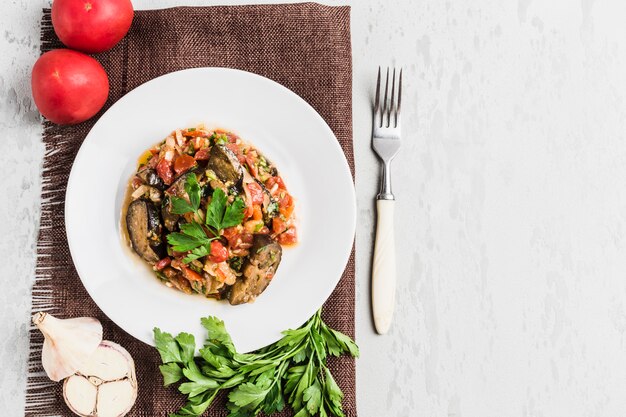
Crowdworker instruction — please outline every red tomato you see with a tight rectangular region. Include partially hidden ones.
[226,143,246,164]
[194,148,211,160]
[52,0,134,53]
[272,217,288,234]
[173,154,196,175]
[225,231,253,250]
[265,176,286,190]
[156,158,174,185]
[208,241,228,263]
[245,155,258,178]
[277,227,297,245]
[181,266,203,282]
[243,204,254,220]
[31,49,109,125]
[154,257,171,271]
[181,130,209,138]
[252,205,263,221]
[222,226,239,242]
[279,192,294,218]
[246,182,264,205]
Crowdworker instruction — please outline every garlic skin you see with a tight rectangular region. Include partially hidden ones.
[32,312,103,382]
[63,341,138,417]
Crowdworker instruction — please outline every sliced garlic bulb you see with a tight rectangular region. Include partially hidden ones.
[32,312,103,382]
[63,341,138,417]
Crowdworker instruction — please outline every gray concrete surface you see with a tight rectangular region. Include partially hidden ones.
[4,0,626,416]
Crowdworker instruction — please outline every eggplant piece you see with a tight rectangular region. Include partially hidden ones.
[229,234,282,305]
[137,168,166,191]
[207,144,243,186]
[161,172,192,231]
[126,199,164,263]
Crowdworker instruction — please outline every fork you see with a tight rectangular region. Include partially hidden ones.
[372,67,402,334]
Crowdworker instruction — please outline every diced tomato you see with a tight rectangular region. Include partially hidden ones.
[247,182,264,205]
[245,154,258,178]
[148,155,159,168]
[252,205,263,221]
[272,217,288,234]
[279,192,294,218]
[277,226,297,245]
[181,129,210,138]
[225,231,253,250]
[244,220,264,234]
[181,265,203,282]
[154,257,171,271]
[223,226,239,240]
[244,205,254,220]
[265,176,286,191]
[226,143,246,164]
[156,158,174,185]
[173,154,196,176]
[208,240,228,263]
[195,147,211,160]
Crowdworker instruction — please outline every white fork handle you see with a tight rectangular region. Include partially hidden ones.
[372,199,396,334]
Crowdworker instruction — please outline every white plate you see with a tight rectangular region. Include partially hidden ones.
[65,68,356,353]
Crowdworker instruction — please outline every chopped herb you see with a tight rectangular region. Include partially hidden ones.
[229,256,244,272]
[188,127,196,132]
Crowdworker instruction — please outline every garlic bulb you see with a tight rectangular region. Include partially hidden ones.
[32,313,138,417]
[32,312,103,382]
[63,341,137,417]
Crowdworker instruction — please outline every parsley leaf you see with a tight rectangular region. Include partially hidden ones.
[167,232,206,252]
[154,328,183,364]
[222,197,246,229]
[166,220,218,263]
[170,173,202,215]
[205,188,246,231]
[160,363,184,386]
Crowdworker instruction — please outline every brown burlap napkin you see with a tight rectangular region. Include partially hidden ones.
[25,4,354,417]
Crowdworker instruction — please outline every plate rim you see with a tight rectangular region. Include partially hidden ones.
[65,67,356,352]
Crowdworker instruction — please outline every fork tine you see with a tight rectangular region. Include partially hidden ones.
[389,68,396,128]
[383,67,390,127]
[396,68,402,126]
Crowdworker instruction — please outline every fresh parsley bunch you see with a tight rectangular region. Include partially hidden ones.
[154,310,359,417]
[166,173,246,263]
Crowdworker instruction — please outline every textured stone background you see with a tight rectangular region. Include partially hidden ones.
[4,0,626,416]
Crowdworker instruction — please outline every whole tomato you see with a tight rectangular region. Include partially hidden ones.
[52,0,134,53]
[31,49,109,125]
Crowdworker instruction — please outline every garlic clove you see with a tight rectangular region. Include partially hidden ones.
[77,341,134,382]
[64,375,98,416]
[97,379,136,417]
[33,312,103,382]
[63,341,138,417]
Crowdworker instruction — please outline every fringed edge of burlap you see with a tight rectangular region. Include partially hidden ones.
[24,13,71,416]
